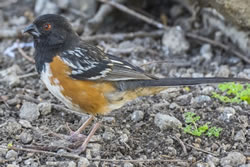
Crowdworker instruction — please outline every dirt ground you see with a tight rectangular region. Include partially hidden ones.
[0,0,250,166]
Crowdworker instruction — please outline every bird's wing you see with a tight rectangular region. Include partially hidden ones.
[60,42,154,81]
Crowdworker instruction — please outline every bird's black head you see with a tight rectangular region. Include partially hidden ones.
[24,14,79,51]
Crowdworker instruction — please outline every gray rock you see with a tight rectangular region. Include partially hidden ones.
[70,0,97,19]
[102,131,115,141]
[19,119,32,128]
[240,164,250,167]
[0,64,21,87]
[191,95,211,106]
[7,98,20,106]
[131,110,144,122]
[195,162,209,167]
[9,16,27,26]
[220,152,246,166]
[6,164,19,167]
[20,132,33,144]
[0,108,4,116]
[154,113,182,130]
[6,120,22,135]
[218,107,236,122]
[24,158,39,167]
[5,150,18,160]
[102,117,115,124]
[207,155,220,166]
[38,102,52,116]
[68,161,76,167]
[176,93,192,105]
[167,146,177,156]
[201,86,215,94]
[234,130,246,142]
[35,0,59,15]
[78,157,90,167]
[119,134,129,143]
[169,102,179,110]
[19,102,40,121]
[165,138,174,145]
[123,162,134,167]
[216,65,230,77]
[200,44,213,61]
[88,143,101,157]
[56,0,69,9]
[162,26,190,55]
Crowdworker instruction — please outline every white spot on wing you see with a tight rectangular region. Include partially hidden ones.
[110,59,124,64]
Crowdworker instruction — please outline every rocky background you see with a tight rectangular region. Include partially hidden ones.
[0,0,250,166]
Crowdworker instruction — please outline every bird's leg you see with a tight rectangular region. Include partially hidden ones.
[66,115,94,142]
[75,121,101,154]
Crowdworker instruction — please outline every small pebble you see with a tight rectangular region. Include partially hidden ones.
[176,93,192,106]
[6,120,22,135]
[7,98,20,106]
[207,155,220,166]
[89,143,101,157]
[120,134,129,143]
[102,131,115,141]
[5,150,18,160]
[200,44,213,61]
[78,157,90,167]
[191,95,211,106]
[0,108,4,116]
[38,102,52,116]
[169,102,179,110]
[102,117,115,124]
[19,102,40,121]
[131,110,144,122]
[216,65,230,77]
[218,107,236,122]
[220,152,246,166]
[20,132,33,144]
[123,162,134,167]
[19,119,32,128]
[201,86,214,94]
[154,113,182,130]
[167,146,177,156]
[234,130,246,142]
[162,26,190,55]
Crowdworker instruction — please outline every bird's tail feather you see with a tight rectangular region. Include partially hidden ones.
[118,77,250,91]
[140,77,250,87]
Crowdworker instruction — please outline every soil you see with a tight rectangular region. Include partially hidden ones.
[0,0,249,166]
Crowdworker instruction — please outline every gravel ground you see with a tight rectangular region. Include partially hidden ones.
[0,0,250,166]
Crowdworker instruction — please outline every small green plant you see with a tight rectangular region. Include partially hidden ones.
[212,82,250,104]
[182,112,222,137]
[206,127,222,137]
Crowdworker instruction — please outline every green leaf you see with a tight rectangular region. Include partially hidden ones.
[206,127,222,137]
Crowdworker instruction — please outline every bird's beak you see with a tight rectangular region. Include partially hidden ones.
[23,24,41,37]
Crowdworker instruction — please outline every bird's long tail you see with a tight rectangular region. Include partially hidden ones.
[117,77,250,91]
[138,77,250,87]
[111,77,249,110]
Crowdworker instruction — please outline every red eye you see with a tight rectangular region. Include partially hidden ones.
[43,23,51,31]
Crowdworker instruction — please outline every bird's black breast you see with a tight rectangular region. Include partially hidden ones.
[34,49,55,74]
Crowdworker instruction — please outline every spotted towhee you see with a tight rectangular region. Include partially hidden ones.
[24,14,249,152]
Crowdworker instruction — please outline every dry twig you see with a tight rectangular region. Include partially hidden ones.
[82,30,164,41]
[172,135,187,156]
[18,72,38,79]
[185,143,219,157]
[17,48,35,63]
[98,0,166,30]
[0,146,186,163]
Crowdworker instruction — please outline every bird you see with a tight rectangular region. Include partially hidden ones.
[23,14,249,153]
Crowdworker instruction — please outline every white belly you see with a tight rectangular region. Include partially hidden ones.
[40,63,78,110]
